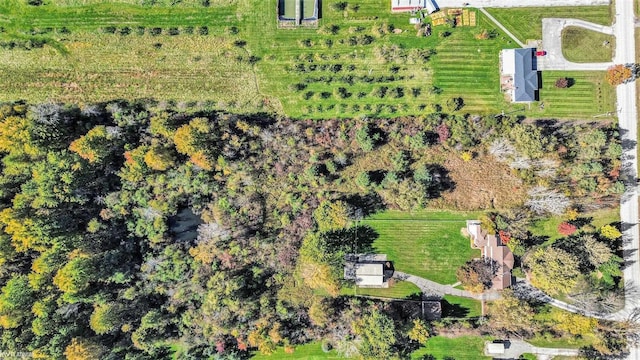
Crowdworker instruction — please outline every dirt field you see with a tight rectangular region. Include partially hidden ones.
[432,152,528,210]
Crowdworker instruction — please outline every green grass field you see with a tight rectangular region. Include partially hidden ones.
[363,210,481,284]
[340,280,421,299]
[0,0,616,120]
[562,26,615,63]
[534,71,615,119]
[442,295,482,318]
[411,336,490,359]
[486,6,612,43]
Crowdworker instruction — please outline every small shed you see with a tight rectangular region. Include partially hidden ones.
[355,263,385,287]
[486,342,505,354]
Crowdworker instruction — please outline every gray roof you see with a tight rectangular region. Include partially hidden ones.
[512,48,539,102]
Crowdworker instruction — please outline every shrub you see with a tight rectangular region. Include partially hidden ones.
[557,222,577,236]
[555,77,569,88]
[198,26,209,35]
[601,224,622,240]
[321,340,333,353]
[446,97,464,111]
[102,26,117,34]
[460,151,473,162]
[167,27,180,36]
[119,27,131,36]
[390,87,404,98]
[331,2,348,11]
[150,27,162,36]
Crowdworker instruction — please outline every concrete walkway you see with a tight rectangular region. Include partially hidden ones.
[393,271,501,300]
[484,339,580,359]
[478,8,525,47]
[539,18,614,70]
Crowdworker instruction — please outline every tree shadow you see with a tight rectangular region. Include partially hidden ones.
[566,78,575,88]
[341,192,387,218]
[440,299,470,318]
[323,225,379,253]
[426,164,455,198]
[571,216,593,228]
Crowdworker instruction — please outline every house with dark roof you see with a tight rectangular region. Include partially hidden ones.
[466,220,514,290]
[391,0,438,14]
[500,48,540,103]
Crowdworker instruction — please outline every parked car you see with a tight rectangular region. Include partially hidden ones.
[536,50,547,56]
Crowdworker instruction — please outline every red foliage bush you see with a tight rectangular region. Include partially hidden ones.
[436,123,450,143]
[558,222,577,236]
[498,230,511,245]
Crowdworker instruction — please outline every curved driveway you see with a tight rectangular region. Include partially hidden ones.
[539,18,614,70]
[393,271,501,301]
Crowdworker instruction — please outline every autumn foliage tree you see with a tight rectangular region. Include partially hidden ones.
[606,64,633,85]
[601,224,622,240]
[456,259,496,293]
[558,222,577,236]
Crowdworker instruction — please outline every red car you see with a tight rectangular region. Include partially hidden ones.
[536,50,547,56]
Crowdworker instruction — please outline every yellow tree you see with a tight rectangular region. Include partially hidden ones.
[407,319,430,344]
[144,145,176,171]
[69,125,112,163]
[549,308,597,336]
[173,117,214,169]
[601,224,622,240]
[64,338,106,360]
[53,254,93,295]
[526,247,581,296]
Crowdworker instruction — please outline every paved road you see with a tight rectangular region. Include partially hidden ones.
[435,0,608,7]
[539,18,614,70]
[393,271,501,300]
[484,339,580,359]
[611,0,640,358]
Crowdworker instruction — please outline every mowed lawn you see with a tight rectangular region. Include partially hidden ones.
[411,336,491,359]
[430,15,511,115]
[485,6,612,43]
[340,280,421,299]
[363,210,481,285]
[534,71,615,119]
[562,26,615,63]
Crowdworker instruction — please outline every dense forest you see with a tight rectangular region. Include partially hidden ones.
[0,101,632,359]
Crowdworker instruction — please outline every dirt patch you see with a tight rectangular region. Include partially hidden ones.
[431,152,528,211]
